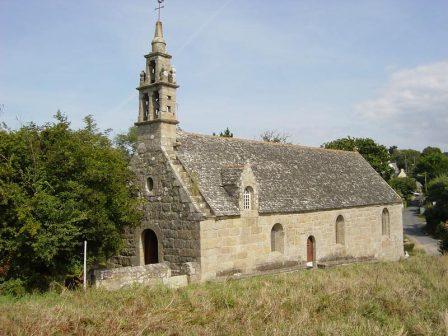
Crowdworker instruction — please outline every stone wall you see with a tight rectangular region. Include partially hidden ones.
[199,204,403,280]
[111,130,201,274]
[94,263,171,290]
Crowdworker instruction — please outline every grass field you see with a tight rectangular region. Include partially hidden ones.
[1,255,447,336]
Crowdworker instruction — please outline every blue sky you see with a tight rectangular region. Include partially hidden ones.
[1,0,447,151]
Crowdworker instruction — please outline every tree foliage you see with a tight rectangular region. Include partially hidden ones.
[322,137,393,179]
[414,148,448,184]
[388,177,417,202]
[114,126,138,159]
[260,130,291,144]
[422,146,442,156]
[213,128,234,138]
[390,149,421,174]
[0,114,141,291]
[424,176,448,237]
[427,176,448,207]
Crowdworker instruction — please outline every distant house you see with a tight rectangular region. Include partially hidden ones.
[398,169,408,178]
[389,162,400,176]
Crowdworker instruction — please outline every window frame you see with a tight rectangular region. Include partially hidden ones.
[243,187,253,210]
[335,215,345,245]
[382,208,390,237]
[271,223,284,253]
[146,177,155,194]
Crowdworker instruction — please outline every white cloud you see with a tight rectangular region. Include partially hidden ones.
[355,61,448,149]
[357,61,448,118]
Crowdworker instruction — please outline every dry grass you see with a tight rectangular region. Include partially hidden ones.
[1,255,448,336]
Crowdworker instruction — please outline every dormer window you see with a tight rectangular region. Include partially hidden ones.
[243,187,253,210]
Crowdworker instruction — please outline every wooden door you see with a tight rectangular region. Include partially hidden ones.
[143,230,159,264]
[307,236,315,263]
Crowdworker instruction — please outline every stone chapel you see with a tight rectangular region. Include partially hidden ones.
[110,20,404,282]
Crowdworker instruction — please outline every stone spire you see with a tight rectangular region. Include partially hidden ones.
[152,21,167,53]
[136,20,179,150]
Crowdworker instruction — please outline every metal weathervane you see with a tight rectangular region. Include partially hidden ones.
[156,0,165,21]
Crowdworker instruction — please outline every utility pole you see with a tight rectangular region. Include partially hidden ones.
[83,241,87,291]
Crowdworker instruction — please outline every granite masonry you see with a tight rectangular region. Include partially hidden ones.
[100,19,404,288]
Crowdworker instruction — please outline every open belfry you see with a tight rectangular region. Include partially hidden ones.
[101,13,404,285]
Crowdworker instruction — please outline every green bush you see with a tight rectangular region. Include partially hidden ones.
[0,114,142,292]
[424,206,448,234]
[0,279,26,297]
[427,175,448,207]
[439,224,448,254]
[388,177,417,203]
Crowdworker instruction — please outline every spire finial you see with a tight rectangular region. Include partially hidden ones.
[155,0,165,21]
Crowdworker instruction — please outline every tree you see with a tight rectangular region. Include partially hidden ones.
[425,176,448,236]
[213,127,234,138]
[114,126,138,159]
[422,146,442,156]
[414,149,448,185]
[427,176,448,207]
[0,114,141,291]
[388,177,417,203]
[390,149,421,174]
[322,137,393,179]
[260,130,291,144]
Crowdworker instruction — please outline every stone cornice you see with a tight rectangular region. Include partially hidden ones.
[144,52,172,59]
[137,82,180,90]
[135,119,179,126]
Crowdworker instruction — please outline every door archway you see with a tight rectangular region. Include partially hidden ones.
[142,229,159,264]
[307,236,316,266]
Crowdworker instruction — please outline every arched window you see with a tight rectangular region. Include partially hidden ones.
[382,208,390,236]
[243,187,253,210]
[335,215,345,245]
[271,223,284,253]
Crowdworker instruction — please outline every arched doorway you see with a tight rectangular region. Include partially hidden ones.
[142,229,159,264]
[307,236,316,267]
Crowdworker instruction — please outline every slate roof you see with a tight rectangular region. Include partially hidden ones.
[176,132,402,217]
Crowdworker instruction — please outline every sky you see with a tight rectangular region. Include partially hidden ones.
[1,0,447,151]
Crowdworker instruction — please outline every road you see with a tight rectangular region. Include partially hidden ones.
[403,204,441,256]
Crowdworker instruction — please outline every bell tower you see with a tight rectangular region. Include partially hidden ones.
[136,20,179,149]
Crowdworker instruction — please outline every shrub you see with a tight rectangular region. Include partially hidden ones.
[388,177,417,203]
[0,114,142,292]
[424,206,448,234]
[0,279,26,297]
[439,223,448,254]
[427,175,448,207]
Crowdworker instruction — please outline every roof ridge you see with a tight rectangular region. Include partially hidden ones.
[178,130,360,155]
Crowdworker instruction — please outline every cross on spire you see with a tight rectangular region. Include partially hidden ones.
[155,0,165,21]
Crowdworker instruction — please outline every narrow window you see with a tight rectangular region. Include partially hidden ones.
[271,223,284,253]
[146,177,154,193]
[167,95,172,100]
[153,91,160,118]
[142,93,150,121]
[167,106,172,113]
[149,60,156,83]
[382,208,390,236]
[335,215,345,245]
[243,187,253,210]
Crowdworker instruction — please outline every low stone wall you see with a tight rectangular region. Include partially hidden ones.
[94,263,171,290]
